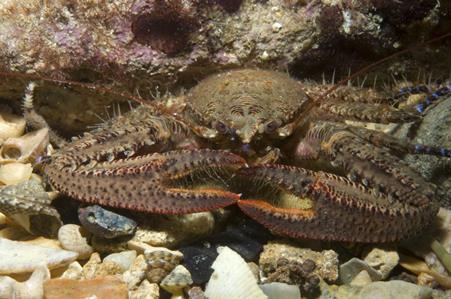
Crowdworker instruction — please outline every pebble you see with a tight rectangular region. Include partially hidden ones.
[363,247,399,280]
[60,261,83,280]
[129,280,159,299]
[78,205,137,239]
[122,254,148,290]
[0,238,78,274]
[180,244,218,284]
[340,258,383,284]
[160,265,193,295]
[205,246,267,299]
[259,241,339,283]
[82,252,102,279]
[350,270,373,286]
[104,250,137,272]
[58,224,93,259]
[188,286,208,299]
[0,264,50,299]
[356,281,432,299]
[44,276,128,299]
[260,282,301,299]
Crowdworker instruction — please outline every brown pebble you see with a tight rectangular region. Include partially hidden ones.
[44,276,127,299]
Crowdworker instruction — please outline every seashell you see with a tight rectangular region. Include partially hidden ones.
[205,246,267,299]
[0,238,78,275]
[0,264,50,299]
[58,224,93,260]
[144,246,183,283]
[0,179,62,237]
[160,265,193,295]
[0,109,26,144]
[0,128,49,164]
[0,162,32,185]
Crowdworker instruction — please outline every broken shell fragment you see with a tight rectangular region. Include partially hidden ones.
[0,238,78,275]
[0,110,26,143]
[58,224,93,260]
[0,264,50,299]
[0,162,32,185]
[0,128,49,164]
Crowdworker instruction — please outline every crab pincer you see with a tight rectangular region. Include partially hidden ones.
[45,149,245,214]
[236,164,438,243]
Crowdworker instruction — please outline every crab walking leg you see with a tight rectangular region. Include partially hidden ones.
[237,165,438,242]
[44,149,244,214]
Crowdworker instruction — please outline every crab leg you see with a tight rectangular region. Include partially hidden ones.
[237,165,438,242]
[45,149,245,214]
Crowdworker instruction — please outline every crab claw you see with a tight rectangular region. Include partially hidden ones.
[236,164,438,243]
[45,149,245,214]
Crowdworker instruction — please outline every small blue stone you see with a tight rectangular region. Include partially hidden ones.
[432,93,439,98]
[440,148,447,156]
[415,144,423,153]
[416,103,425,113]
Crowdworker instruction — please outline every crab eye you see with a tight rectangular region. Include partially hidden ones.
[264,120,280,134]
[215,121,228,134]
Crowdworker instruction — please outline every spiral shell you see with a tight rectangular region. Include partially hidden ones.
[0,128,49,164]
[144,247,183,283]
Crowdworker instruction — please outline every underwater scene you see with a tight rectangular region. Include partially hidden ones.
[0,0,450,298]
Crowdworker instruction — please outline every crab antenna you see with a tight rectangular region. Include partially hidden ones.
[0,68,156,108]
[320,31,451,99]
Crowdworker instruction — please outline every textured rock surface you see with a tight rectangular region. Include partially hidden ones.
[0,0,447,134]
[259,241,339,283]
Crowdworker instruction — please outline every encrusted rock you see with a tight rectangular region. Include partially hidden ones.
[128,279,159,299]
[160,265,193,295]
[363,247,399,280]
[44,276,128,299]
[259,241,339,283]
[0,264,50,299]
[144,246,183,283]
[0,238,78,274]
[265,257,320,294]
[78,205,137,239]
[58,224,93,260]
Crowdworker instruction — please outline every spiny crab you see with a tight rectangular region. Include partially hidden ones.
[34,69,450,242]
